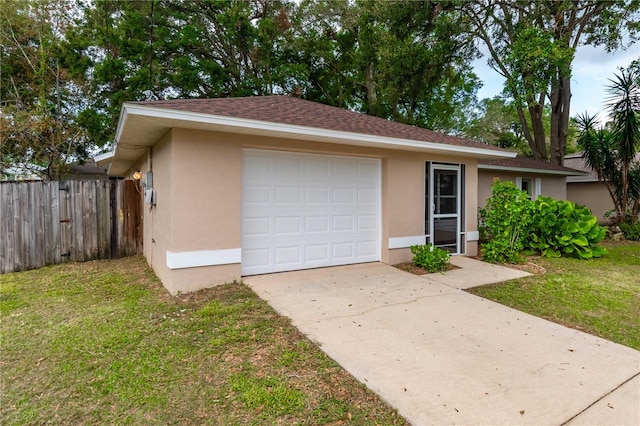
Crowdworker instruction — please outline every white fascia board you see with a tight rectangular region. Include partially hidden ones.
[566,176,600,183]
[94,151,114,162]
[120,103,516,158]
[114,105,130,144]
[478,164,585,176]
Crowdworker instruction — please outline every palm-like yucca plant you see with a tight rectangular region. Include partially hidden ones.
[608,67,640,220]
[577,65,640,223]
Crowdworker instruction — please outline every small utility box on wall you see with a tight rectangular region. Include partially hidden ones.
[143,171,156,206]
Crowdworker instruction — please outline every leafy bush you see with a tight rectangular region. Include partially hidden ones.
[410,244,450,272]
[620,221,640,240]
[479,179,533,264]
[524,196,606,259]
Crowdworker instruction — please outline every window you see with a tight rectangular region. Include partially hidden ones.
[516,176,536,199]
[520,178,533,198]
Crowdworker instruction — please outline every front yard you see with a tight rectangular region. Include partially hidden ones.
[2,241,638,424]
[468,241,640,350]
[0,257,407,425]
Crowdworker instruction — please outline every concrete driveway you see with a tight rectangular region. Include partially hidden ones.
[244,259,640,425]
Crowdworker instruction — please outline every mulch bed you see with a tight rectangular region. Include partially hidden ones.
[393,262,459,275]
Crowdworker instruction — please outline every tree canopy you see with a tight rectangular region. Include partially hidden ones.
[463,0,640,165]
[2,0,639,179]
[0,0,92,180]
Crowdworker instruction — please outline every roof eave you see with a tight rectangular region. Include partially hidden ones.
[566,176,600,183]
[109,103,516,176]
[478,164,587,176]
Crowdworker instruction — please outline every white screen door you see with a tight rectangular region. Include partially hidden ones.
[429,164,461,254]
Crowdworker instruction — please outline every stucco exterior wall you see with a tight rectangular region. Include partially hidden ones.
[136,131,174,291]
[478,170,567,209]
[142,128,482,294]
[541,176,567,200]
[171,128,243,252]
[567,182,614,222]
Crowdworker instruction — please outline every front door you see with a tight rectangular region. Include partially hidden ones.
[428,164,461,254]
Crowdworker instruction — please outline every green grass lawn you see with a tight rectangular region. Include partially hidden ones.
[0,257,407,425]
[468,241,640,350]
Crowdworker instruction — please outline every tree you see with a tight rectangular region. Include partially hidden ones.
[464,97,530,155]
[577,65,640,223]
[66,0,303,147]
[1,0,91,180]
[463,1,640,165]
[292,0,480,133]
[465,96,580,157]
[66,0,483,144]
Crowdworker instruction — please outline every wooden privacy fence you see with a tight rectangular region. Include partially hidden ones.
[0,179,142,274]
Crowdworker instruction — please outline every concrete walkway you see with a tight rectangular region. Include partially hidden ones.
[244,259,640,425]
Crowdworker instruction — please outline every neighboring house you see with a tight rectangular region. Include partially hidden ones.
[1,160,109,182]
[478,156,585,208]
[63,160,109,181]
[564,152,616,222]
[1,164,44,181]
[105,96,515,295]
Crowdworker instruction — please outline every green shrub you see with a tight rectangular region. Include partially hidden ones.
[479,179,533,264]
[410,244,450,272]
[620,221,640,240]
[524,196,606,259]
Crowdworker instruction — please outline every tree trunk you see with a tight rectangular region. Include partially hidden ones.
[549,75,571,165]
[620,162,629,223]
[364,63,377,115]
[528,102,547,161]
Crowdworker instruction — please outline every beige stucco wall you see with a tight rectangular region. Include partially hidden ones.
[567,182,614,222]
[541,176,567,200]
[140,128,482,294]
[478,170,567,209]
[131,130,175,291]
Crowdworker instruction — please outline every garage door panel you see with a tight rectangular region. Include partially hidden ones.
[306,158,330,177]
[332,215,354,231]
[242,150,380,275]
[275,187,301,204]
[305,244,329,262]
[243,155,271,177]
[242,217,271,236]
[358,188,377,202]
[305,187,329,203]
[305,216,329,233]
[244,185,271,204]
[274,216,301,234]
[275,156,301,177]
[358,162,379,178]
[332,187,354,203]
[357,241,378,256]
[333,159,356,176]
[274,246,301,265]
[357,214,378,230]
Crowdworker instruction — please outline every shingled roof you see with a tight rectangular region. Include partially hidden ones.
[131,96,505,151]
[110,95,515,176]
[479,156,585,176]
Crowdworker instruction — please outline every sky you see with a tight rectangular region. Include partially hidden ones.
[472,42,639,121]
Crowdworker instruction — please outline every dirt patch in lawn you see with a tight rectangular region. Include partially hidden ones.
[504,261,546,274]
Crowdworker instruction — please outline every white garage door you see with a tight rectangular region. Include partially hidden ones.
[242,149,381,275]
